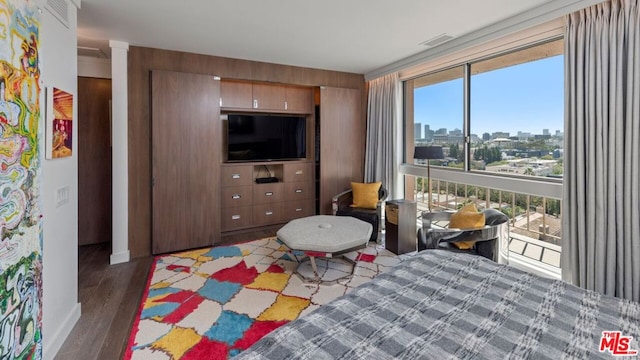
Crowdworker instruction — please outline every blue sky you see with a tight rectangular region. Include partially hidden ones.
[414,55,564,136]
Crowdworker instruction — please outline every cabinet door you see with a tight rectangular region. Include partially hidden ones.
[252,83,285,110]
[151,70,221,254]
[220,80,252,109]
[285,86,312,113]
[319,87,363,215]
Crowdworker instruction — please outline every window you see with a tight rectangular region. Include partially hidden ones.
[470,40,564,178]
[407,39,564,179]
[404,38,564,279]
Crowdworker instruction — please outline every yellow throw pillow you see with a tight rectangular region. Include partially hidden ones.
[350,182,381,209]
[449,203,485,249]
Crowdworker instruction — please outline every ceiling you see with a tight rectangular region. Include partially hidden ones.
[77,0,556,75]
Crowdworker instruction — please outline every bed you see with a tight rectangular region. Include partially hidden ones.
[236,250,640,359]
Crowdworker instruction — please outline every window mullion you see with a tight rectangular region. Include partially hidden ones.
[463,63,471,172]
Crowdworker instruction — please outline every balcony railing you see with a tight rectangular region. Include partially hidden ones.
[410,176,562,279]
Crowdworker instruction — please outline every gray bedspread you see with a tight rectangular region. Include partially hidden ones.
[236,250,640,359]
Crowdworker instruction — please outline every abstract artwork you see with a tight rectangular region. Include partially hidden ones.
[45,87,73,159]
[0,0,42,359]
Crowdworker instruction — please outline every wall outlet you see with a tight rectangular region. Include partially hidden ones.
[55,185,70,208]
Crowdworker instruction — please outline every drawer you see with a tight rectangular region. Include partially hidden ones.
[253,203,284,226]
[284,181,314,200]
[222,185,253,208]
[221,206,253,232]
[253,183,284,204]
[284,199,315,221]
[221,165,253,186]
[283,162,313,182]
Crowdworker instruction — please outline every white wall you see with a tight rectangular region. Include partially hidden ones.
[40,2,81,359]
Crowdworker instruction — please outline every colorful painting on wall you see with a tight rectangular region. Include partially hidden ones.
[46,87,73,159]
[0,0,42,359]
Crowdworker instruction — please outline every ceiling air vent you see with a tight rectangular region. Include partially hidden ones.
[46,0,69,29]
[419,33,454,48]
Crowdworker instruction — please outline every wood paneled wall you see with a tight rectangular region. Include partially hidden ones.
[128,46,366,257]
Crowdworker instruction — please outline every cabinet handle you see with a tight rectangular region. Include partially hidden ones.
[295,189,303,193]
[219,97,222,107]
[232,215,241,220]
[295,170,303,175]
[265,211,273,216]
[232,194,241,199]
[295,208,303,212]
[253,99,258,109]
[265,192,273,196]
[284,101,288,110]
[232,174,241,179]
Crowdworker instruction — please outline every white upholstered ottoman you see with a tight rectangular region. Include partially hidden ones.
[277,215,372,282]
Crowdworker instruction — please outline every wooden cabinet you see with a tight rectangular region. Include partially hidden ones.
[220,80,252,109]
[151,70,221,254]
[252,82,286,110]
[285,86,313,113]
[220,161,314,232]
[319,87,364,215]
[220,80,312,114]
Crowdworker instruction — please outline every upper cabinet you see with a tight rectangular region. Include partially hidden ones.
[219,80,252,109]
[220,80,312,114]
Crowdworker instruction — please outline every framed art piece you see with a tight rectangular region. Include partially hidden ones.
[46,87,74,159]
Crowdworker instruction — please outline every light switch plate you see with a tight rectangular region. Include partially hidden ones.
[55,185,69,207]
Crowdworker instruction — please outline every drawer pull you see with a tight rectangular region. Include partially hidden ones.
[265,211,273,216]
[265,192,274,196]
[231,215,241,220]
[232,174,241,179]
[295,208,303,212]
[295,170,303,175]
[232,194,241,199]
[295,189,303,193]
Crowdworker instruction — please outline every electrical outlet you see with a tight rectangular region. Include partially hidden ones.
[55,185,69,207]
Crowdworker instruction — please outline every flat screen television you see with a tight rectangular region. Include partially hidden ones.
[226,114,306,162]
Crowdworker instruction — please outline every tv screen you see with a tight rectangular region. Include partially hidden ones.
[227,114,306,162]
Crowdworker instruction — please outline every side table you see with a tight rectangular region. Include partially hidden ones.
[384,199,417,255]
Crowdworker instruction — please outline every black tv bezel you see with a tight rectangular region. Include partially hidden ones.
[225,113,307,163]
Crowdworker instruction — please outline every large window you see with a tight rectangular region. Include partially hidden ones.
[404,38,565,278]
[408,39,564,179]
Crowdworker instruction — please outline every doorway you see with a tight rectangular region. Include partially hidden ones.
[78,77,112,246]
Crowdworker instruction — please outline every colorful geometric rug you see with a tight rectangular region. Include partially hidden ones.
[124,237,400,359]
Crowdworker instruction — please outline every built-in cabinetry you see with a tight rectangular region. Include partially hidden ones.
[220,162,315,232]
[220,80,313,113]
[151,70,221,254]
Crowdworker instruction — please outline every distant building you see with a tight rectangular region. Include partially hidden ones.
[414,123,421,139]
[492,131,510,139]
[553,149,564,158]
[449,128,462,136]
[517,131,533,140]
[424,125,434,141]
[435,127,448,135]
[543,129,550,136]
[482,132,491,141]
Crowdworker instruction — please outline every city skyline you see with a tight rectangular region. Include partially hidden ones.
[414,54,564,136]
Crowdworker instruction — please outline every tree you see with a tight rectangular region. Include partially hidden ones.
[523,167,535,176]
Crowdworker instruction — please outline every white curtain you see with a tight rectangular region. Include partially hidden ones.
[364,73,401,199]
[562,0,640,302]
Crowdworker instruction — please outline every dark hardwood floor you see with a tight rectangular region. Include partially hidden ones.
[55,228,277,359]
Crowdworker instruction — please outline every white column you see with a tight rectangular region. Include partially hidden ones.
[110,40,130,264]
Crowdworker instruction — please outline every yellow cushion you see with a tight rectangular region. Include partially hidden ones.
[449,203,485,249]
[350,182,381,209]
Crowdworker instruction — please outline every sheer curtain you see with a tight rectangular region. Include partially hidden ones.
[364,73,401,200]
[562,0,640,301]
